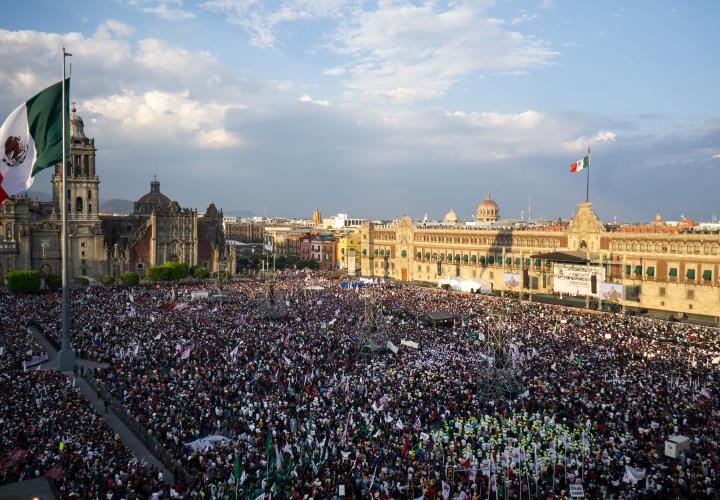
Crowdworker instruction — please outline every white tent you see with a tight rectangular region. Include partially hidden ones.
[438,277,492,294]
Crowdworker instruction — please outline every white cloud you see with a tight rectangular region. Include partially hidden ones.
[298,94,330,107]
[511,12,538,25]
[563,131,617,152]
[95,19,135,38]
[83,89,232,136]
[195,128,243,148]
[201,0,344,48]
[136,38,222,82]
[142,3,195,21]
[323,66,346,76]
[328,2,557,102]
[712,154,720,159]
[201,1,556,102]
[126,0,195,21]
[0,22,251,153]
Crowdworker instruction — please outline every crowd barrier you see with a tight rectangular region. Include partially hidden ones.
[29,319,192,486]
[83,373,193,486]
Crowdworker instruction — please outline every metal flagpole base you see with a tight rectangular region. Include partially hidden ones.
[57,347,76,372]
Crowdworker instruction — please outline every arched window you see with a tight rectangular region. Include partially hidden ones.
[76,196,84,212]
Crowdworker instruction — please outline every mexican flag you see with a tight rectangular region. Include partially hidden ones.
[0,80,69,204]
[569,154,589,173]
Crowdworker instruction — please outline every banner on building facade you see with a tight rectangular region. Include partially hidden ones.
[552,263,605,297]
[600,282,624,301]
[503,273,521,289]
[347,250,357,276]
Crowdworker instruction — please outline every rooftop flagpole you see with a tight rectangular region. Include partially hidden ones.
[586,146,591,203]
[57,46,76,372]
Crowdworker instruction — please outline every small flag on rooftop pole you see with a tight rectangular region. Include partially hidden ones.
[569,153,589,173]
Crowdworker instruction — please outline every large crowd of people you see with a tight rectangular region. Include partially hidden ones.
[2,270,719,498]
[0,300,169,498]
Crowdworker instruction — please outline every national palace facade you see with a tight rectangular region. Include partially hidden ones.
[360,200,720,324]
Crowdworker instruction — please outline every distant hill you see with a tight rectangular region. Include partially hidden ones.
[15,191,254,217]
[101,198,134,214]
[223,209,255,217]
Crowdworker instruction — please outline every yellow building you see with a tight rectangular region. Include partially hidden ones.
[337,231,362,275]
[360,200,720,324]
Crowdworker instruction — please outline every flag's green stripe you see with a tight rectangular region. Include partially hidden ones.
[26,79,70,177]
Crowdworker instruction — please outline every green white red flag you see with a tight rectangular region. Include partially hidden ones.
[569,154,589,173]
[0,80,69,204]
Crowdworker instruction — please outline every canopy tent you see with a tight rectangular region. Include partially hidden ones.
[339,280,369,288]
[529,250,591,264]
[419,311,459,326]
[438,277,492,294]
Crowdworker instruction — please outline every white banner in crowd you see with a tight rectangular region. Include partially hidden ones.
[185,435,231,451]
[400,339,419,349]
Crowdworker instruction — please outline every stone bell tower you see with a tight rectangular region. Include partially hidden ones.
[51,103,105,278]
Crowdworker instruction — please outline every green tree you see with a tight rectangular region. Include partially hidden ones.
[100,274,114,285]
[121,271,139,286]
[163,261,189,280]
[73,277,90,287]
[297,259,319,270]
[192,266,210,279]
[145,265,171,282]
[44,274,61,291]
[7,270,42,294]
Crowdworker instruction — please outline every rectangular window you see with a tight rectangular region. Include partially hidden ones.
[686,290,694,300]
[659,287,665,297]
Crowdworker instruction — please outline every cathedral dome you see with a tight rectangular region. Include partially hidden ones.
[443,209,459,224]
[135,178,171,215]
[475,193,499,222]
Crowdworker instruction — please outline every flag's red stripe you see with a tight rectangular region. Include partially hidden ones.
[0,173,7,206]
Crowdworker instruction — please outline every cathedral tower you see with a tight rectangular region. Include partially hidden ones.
[51,103,105,277]
[52,103,100,220]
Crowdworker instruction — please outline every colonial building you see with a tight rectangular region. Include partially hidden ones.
[360,199,720,324]
[102,180,234,276]
[0,106,235,281]
[225,220,266,244]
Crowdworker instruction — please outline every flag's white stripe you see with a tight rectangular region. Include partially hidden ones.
[0,102,36,195]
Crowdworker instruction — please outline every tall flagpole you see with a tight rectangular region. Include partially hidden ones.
[585,147,591,203]
[57,46,76,372]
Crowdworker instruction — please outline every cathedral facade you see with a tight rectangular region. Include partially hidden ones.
[0,106,235,281]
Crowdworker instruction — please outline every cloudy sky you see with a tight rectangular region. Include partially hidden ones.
[1,0,718,221]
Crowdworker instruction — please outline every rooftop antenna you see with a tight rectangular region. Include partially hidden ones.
[528,195,532,222]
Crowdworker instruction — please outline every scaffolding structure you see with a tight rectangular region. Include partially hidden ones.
[260,282,288,320]
[356,297,389,355]
[476,319,523,399]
